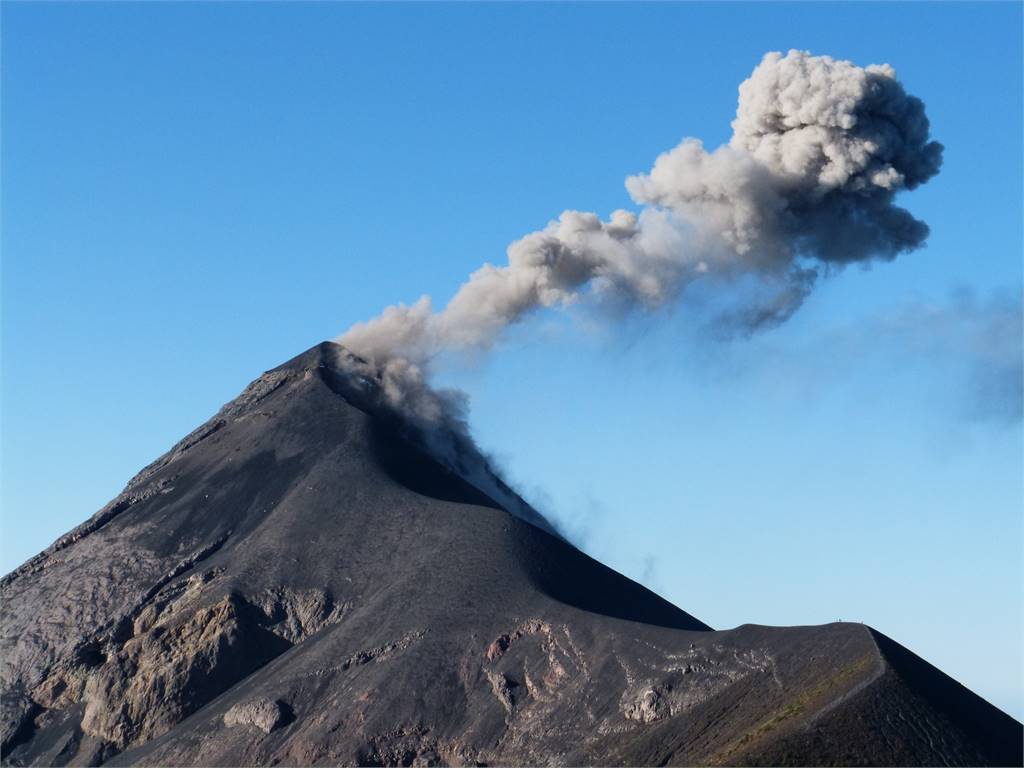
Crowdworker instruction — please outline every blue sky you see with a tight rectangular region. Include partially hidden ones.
[2,2,1021,718]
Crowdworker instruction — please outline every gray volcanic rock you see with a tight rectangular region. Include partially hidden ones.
[224,698,289,734]
[1,341,1020,767]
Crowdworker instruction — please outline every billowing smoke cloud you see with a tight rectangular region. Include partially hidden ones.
[336,50,943,479]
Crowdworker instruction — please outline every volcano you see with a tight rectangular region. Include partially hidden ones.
[1,341,1020,767]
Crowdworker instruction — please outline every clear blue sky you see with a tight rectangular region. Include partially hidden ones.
[2,2,1021,718]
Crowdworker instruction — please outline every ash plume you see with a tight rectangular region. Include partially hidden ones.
[337,50,943,465]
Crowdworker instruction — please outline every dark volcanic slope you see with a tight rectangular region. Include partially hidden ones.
[2,342,1020,767]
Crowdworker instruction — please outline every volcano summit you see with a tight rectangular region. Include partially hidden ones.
[1,342,1020,767]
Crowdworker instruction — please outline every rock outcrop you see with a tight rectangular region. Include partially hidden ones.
[224,698,289,735]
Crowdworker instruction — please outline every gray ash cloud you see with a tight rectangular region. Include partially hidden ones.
[338,49,943,432]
